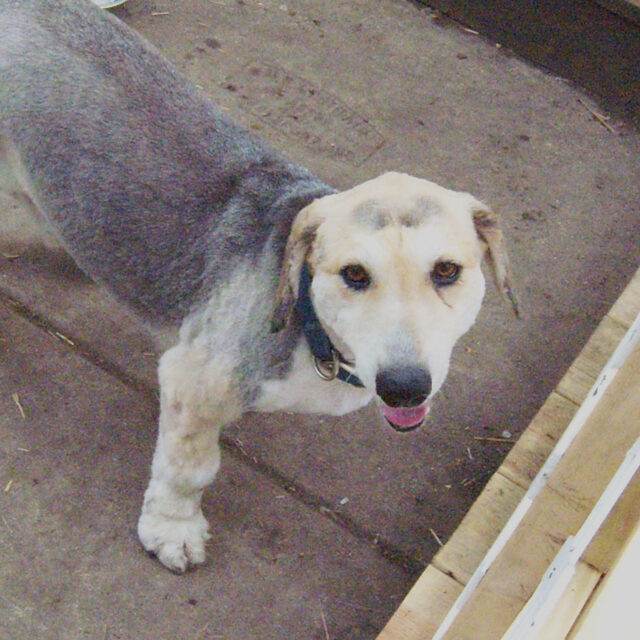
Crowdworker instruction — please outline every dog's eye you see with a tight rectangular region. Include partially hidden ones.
[340,264,371,290]
[432,261,461,286]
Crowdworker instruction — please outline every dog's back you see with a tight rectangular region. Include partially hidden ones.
[0,0,331,324]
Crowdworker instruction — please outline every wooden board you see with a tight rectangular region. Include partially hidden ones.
[556,315,627,405]
[377,266,640,640]
[529,561,601,640]
[608,270,640,327]
[499,392,578,490]
[442,488,590,639]
[432,473,525,583]
[569,523,640,640]
[377,567,462,640]
[584,469,640,572]
[443,344,640,639]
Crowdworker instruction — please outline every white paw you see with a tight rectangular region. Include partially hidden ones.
[137,509,211,573]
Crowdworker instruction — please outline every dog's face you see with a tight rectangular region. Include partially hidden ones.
[273,172,517,431]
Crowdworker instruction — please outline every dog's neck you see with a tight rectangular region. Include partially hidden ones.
[296,263,363,388]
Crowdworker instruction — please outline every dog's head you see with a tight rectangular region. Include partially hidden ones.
[272,172,518,431]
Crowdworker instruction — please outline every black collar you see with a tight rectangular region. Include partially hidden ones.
[295,263,364,388]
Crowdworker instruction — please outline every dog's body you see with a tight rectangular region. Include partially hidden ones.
[1,0,515,572]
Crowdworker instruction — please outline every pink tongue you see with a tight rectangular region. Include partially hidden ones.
[381,403,430,428]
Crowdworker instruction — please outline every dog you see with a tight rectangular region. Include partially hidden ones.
[0,0,517,573]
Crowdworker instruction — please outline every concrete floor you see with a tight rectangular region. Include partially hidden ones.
[1,0,639,638]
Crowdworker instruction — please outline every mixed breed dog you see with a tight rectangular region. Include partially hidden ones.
[0,0,516,572]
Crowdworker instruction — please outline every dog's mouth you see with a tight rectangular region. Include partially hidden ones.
[380,402,430,433]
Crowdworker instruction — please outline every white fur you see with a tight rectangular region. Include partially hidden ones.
[306,173,487,396]
[137,266,263,571]
[0,0,509,577]
[137,346,231,572]
[254,337,374,415]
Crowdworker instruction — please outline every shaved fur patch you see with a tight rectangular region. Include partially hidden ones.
[398,197,443,227]
[353,197,444,229]
[352,200,392,229]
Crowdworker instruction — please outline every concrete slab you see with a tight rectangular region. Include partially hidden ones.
[0,255,157,390]
[1,0,639,615]
[0,305,409,640]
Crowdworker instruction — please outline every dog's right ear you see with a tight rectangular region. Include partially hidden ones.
[270,203,323,333]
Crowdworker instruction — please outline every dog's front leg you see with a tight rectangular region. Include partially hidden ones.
[138,344,241,573]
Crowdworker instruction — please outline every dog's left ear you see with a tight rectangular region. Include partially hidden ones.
[270,202,323,333]
[471,204,520,317]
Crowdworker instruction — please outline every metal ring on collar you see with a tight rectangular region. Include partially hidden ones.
[313,352,340,381]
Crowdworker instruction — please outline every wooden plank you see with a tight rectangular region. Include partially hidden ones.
[433,473,525,583]
[442,489,588,640]
[569,315,628,381]
[556,365,596,406]
[434,394,578,588]
[376,566,462,640]
[557,315,627,404]
[607,268,640,328]
[530,561,601,640]
[500,392,578,490]
[436,325,640,640]
[569,523,640,640]
[548,346,640,513]
[442,344,640,640]
[583,470,640,572]
[502,436,640,640]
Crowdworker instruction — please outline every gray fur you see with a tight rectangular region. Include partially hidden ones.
[0,0,333,320]
[353,197,441,229]
[352,200,392,229]
[0,0,336,401]
[398,197,442,227]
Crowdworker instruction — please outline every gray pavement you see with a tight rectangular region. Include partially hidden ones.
[0,307,407,640]
[1,0,639,638]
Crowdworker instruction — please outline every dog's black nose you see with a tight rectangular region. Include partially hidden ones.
[376,367,432,407]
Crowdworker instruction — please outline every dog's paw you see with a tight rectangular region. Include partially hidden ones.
[137,509,211,573]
